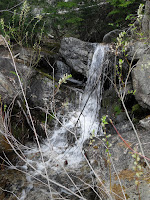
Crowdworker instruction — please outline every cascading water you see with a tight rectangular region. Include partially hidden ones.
[78,44,107,141]
[19,43,108,199]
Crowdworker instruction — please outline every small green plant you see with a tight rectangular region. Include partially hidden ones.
[114,105,122,116]
[0,1,45,69]
[132,104,140,113]
[101,116,112,158]
[4,104,7,112]
[101,115,112,192]
[131,147,143,200]
[89,130,95,146]
[0,95,7,117]
[58,74,72,86]
[116,31,128,50]
[0,0,44,47]
[131,104,144,120]
[137,4,144,23]
[116,58,125,87]
[114,31,129,93]
[128,90,136,95]
[128,4,145,40]
[55,73,72,95]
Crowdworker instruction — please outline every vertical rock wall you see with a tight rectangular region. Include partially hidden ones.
[142,1,150,37]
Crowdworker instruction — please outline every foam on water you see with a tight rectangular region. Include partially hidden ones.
[22,44,108,180]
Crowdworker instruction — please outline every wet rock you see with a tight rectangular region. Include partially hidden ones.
[0,169,27,200]
[59,37,95,77]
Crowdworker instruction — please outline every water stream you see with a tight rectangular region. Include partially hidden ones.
[19,43,108,199]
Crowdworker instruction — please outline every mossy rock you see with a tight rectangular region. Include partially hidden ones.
[131,103,149,119]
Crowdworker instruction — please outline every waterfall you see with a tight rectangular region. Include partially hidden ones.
[21,44,108,191]
[78,44,108,142]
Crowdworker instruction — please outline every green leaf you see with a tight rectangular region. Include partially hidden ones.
[137,165,142,170]
[132,154,136,158]
[134,161,137,165]
[137,156,140,162]
[136,172,142,177]
[10,71,17,76]
[135,180,139,185]
[4,104,7,112]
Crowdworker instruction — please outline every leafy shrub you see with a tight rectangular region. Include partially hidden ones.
[107,0,145,28]
[0,0,44,47]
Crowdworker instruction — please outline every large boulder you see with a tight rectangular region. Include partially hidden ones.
[103,29,122,43]
[128,41,150,60]
[142,1,150,37]
[132,54,150,109]
[59,37,96,77]
[84,128,150,200]
[0,56,33,105]
[0,56,35,152]
[0,54,55,109]
[28,73,53,108]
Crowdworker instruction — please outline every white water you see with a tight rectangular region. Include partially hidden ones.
[80,44,107,139]
[20,44,108,193]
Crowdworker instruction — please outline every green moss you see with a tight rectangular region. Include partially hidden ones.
[131,103,144,119]
[132,118,139,124]
[114,105,122,116]
[132,104,140,113]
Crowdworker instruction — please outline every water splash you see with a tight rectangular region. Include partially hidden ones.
[79,44,108,141]
[23,44,108,174]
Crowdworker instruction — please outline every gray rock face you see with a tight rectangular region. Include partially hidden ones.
[28,74,53,107]
[0,56,33,104]
[84,129,150,200]
[140,116,150,130]
[0,55,54,109]
[59,37,96,77]
[142,1,150,37]
[128,41,150,60]
[132,54,150,109]
[0,56,35,152]
[103,29,121,43]
[55,60,71,79]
